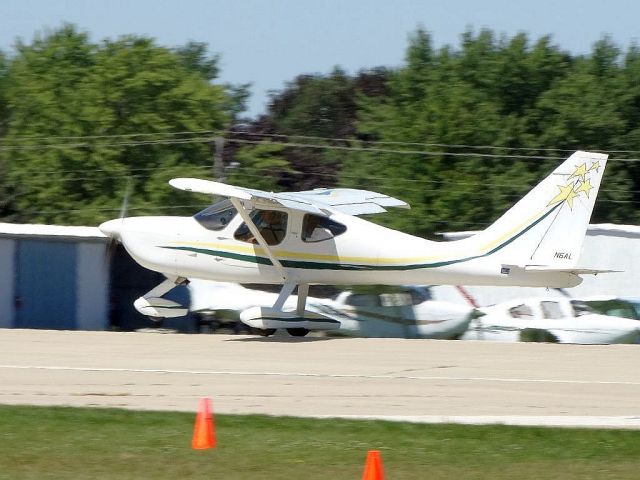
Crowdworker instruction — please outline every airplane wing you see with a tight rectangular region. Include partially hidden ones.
[169,178,410,216]
[292,188,410,215]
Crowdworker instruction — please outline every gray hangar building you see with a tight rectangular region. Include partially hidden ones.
[0,223,189,331]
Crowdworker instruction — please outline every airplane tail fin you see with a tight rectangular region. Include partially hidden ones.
[464,151,608,269]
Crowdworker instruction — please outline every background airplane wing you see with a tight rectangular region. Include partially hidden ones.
[170,178,409,216]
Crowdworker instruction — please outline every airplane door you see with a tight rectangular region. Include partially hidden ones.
[15,239,77,329]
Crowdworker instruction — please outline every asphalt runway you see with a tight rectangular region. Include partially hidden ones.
[1,329,640,428]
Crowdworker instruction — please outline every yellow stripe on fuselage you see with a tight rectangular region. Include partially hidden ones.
[476,207,548,252]
[169,204,550,267]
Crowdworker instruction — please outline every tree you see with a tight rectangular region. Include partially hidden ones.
[233,66,390,192]
[1,25,234,224]
[0,50,10,218]
[337,28,640,235]
[0,50,7,137]
[226,143,294,191]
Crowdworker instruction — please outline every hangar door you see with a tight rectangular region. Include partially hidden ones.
[15,239,77,329]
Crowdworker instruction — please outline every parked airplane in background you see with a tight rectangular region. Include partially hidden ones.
[462,297,640,344]
[306,286,473,339]
[100,151,610,336]
[188,281,473,338]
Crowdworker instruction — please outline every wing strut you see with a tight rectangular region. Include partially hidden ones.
[273,283,296,310]
[229,198,287,282]
[270,283,309,314]
[296,284,309,315]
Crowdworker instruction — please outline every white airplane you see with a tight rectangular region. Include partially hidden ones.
[306,286,474,339]
[100,150,610,336]
[461,296,640,344]
[188,281,473,338]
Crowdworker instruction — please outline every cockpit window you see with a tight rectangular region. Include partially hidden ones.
[509,304,533,318]
[194,199,237,231]
[234,209,288,245]
[540,301,563,319]
[345,293,378,307]
[410,287,433,305]
[570,300,596,317]
[302,214,347,243]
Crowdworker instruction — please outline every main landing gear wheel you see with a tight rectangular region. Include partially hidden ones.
[287,328,310,337]
[250,327,277,337]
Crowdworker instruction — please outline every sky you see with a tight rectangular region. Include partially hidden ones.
[1,0,639,118]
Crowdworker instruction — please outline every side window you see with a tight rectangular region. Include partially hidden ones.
[234,209,288,246]
[410,287,432,305]
[194,199,237,231]
[302,214,347,243]
[509,304,533,319]
[345,294,379,307]
[570,300,596,317]
[540,301,563,319]
[380,292,412,307]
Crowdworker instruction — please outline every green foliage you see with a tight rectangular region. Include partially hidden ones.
[240,67,390,191]
[336,28,640,235]
[226,142,295,191]
[3,25,640,230]
[0,50,8,136]
[174,41,220,80]
[0,24,232,224]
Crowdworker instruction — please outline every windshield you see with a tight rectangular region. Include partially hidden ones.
[194,199,237,231]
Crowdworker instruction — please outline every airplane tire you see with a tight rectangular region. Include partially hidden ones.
[519,328,559,343]
[250,328,277,337]
[287,328,310,337]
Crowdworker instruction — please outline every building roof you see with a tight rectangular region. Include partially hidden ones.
[0,222,106,240]
[441,223,640,240]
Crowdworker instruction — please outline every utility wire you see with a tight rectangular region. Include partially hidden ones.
[5,128,640,155]
[5,163,640,197]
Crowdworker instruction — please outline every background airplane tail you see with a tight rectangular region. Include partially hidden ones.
[465,151,608,268]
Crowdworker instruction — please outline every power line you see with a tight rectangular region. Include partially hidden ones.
[3,129,640,160]
[5,128,640,155]
[5,163,640,197]
[1,129,221,143]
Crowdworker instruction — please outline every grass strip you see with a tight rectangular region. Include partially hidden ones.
[1,405,640,479]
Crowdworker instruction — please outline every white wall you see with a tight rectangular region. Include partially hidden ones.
[573,228,640,298]
[434,225,640,307]
[75,242,109,330]
[0,239,15,328]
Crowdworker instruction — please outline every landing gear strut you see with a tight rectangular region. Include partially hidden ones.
[134,276,190,319]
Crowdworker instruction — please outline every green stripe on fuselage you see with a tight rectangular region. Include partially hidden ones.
[161,203,560,272]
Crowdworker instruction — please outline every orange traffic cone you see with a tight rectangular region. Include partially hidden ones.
[192,397,216,449]
[362,450,384,480]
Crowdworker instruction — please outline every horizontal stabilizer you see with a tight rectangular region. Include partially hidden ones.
[523,265,621,275]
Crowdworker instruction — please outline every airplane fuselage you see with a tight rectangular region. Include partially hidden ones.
[108,207,581,289]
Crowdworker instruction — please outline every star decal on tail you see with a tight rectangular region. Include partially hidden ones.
[548,160,599,210]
